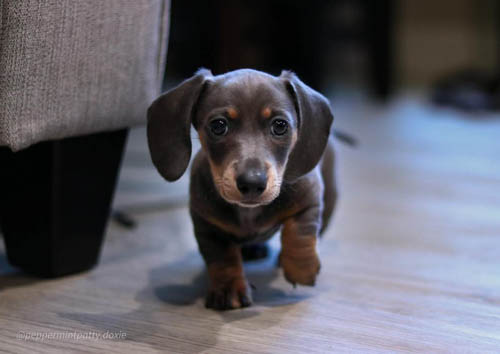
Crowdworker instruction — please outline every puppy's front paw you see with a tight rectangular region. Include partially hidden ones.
[280,251,321,286]
[205,277,252,310]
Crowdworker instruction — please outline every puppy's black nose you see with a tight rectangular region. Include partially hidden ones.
[236,169,267,197]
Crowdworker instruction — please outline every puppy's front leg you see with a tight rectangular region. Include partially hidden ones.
[280,206,321,286]
[192,216,252,310]
[203,243,252,310]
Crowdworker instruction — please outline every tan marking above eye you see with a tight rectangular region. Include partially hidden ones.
[227,107,238,119]
[261,107,272,119]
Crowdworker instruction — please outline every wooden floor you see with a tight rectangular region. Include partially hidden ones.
[1,94,500,353]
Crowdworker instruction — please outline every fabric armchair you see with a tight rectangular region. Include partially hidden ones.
[0,0,169,276]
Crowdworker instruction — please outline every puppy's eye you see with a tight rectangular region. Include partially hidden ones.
[209,118,228,136]
[271,119,288,136]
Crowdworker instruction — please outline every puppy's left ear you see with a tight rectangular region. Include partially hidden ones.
[280,71,334,181]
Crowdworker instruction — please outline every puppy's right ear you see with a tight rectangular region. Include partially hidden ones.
[147,69,212,181]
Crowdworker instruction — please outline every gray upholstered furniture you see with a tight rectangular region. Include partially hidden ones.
[0,0,169,150]
[0,0,169,277]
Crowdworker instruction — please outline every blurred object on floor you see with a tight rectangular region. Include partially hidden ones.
[431,70,500,112]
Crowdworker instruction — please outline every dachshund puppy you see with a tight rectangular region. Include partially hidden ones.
[147,69,336,310]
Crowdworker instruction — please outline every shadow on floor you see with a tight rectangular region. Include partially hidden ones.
[152,248,312,308]
[58,250,313,352]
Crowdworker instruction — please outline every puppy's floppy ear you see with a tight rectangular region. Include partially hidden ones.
[147,69,212,181]
[280,71,334,181]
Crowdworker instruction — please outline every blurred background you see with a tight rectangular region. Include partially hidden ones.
[164,0,499,106]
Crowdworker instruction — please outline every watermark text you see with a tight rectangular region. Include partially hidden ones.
[17,330,127,342]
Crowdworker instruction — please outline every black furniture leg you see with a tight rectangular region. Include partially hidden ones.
[0,129,128,277]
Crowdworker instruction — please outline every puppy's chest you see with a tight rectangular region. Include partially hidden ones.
[237,208,266,233]
[232,207,282,239]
